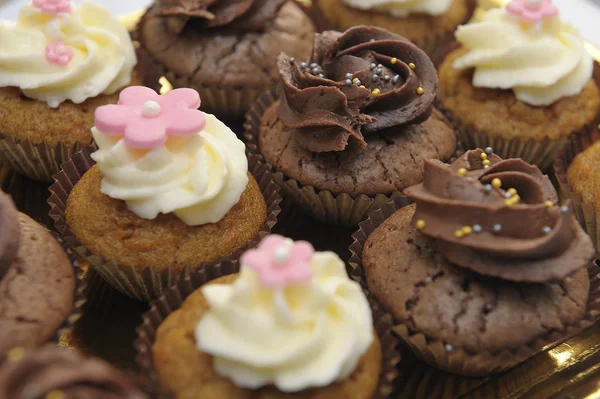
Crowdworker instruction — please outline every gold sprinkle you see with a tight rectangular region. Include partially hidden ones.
[416,220,426,230]
[482,159,491,166]
[359,85,366,89]
[371,88,381,98]
[545,200,554,208]
[492,178,502,189]
[409,62,416,69]
[458,168,468,177]
[352,78,359,84]
[416,87,424,95]
[508,188,518,195]
[462,226,473,236]
[46,391,65,399]
[455,230,464,238]
[480,153,488,160]
[391,57,398,65]
[6,347,24,362]
[505,195,521,207]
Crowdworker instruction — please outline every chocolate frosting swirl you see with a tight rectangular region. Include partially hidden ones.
[155,0,287,34]
[0,346,148,399]
[277,26,437,153]
[0,192,20,282]
[404,149,595,283]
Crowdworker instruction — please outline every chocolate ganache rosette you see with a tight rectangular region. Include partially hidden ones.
[278,25,438,153]
[405,149,595,282]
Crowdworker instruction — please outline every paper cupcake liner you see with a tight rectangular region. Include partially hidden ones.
[47,144,282,301]
[0,133,85,183]
[554,127,600,252]
[244,88,411,227]
[134,260,401,399]
[348,198,600,377]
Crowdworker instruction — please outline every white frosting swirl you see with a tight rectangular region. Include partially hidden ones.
[195,251,374,392]
[91,113,249,226]
[0,1,136,107]
[453,8,593,106]
[342,0,453,17]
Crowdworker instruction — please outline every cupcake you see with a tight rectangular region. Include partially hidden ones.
[49,86,280,301]
[437,0,600,171]
[351,148,598,376]
[316,0,476,56]
[136,0,317,120]
[0,191,77,360]
[0,345,148,399]
[0,0,139,182]
[245,25,457,226]
[138,235,399,398]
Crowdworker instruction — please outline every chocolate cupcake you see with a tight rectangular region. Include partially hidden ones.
[245,26,457,226]
[351,149,598,376]
[0,345,148,399]
[0,191,77,360]
[136,0,317,120]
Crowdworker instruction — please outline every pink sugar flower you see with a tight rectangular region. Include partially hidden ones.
[506,0,558,24]
[45,41,73,66]
[242,235,315,289]
[94,86,206,149]
[32,0,71,15]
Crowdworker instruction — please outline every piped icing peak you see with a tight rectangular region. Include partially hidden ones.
[196,235,374,392]
[405,149,595,283]
[91,86,248,226]
[0,192,20,282]
[452,2,593,106]
[277,26,437,153]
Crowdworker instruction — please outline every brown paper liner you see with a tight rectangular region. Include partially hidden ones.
[244,88,411,227]
[135,260,401,399]
[47,144,282,301]
[348,197,600,377]
[554,127,600,253]
[435,54,600,172]
[0,133,85,182]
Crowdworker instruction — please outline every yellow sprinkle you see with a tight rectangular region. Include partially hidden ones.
[480,153,488,160]
[352,78,359,84]
[416,87,424,95]
[371,88,381,98]
[458,168,468,177]
[482,159,491,166]
[492,178,502,189]
[545,200,554,208]
[391,57,398,64]
[508,188,518,195]
[455,230,464,238]
[409,62,416,69]
[6,347,24,362]
[416,220,426,230]
[359,85,366,89]
[46,391,65,399]
[505,195,521,207]
[462,226,473,236]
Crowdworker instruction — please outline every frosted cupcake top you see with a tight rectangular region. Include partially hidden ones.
[342,0,453,17]
[452,0,593,106]
[195,235,374,392]
[91,86,248,226]
[0,0,136,107]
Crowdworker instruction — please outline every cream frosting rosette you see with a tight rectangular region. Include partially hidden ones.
[453,0,593,106]
[0,0,136,107]
[195,235,374,392]
[91,86,248,226]
[342,0,453,17]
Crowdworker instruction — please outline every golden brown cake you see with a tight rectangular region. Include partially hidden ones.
[567,141,600,213]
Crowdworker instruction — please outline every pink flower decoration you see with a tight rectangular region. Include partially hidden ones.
[45,41,73,66]
[241,235,315,289]
[94,86,206,149]
[506,0,558,24]
[32,0,71,15]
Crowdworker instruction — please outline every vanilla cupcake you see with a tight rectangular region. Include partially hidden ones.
[0,0,139,181]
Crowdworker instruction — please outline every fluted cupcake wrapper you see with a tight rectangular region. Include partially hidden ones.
[47,144,282,302]
[348,197,600,377]
[134,259,400,399]
[0,133,85,182]
[554,127,600,253]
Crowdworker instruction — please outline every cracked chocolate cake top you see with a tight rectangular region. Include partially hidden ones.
[0,346,148,399]
[277,25,437,153]
[404,148,595,283]
[0,192,20,282]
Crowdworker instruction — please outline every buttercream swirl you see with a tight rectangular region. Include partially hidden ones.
[278,26,437,153]
[452,7,593,106]
[342,0,453,17]
[91,112,248,226]
[154,0,287,34]
[404,149,595,282]
[0,345,148,399]
[196,237,374,392]
[0,1,136,108]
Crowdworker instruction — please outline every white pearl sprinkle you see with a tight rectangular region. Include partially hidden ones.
[272,246,291,264]
[485,147,494,155]
[504,192,513,199]
[542,226,552,234]
[473,224,482,233]
[560,205,569,213]
[493,224,502,233]
[142,100,161,117]
[484,184,492,193]
[445,344,454,352]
